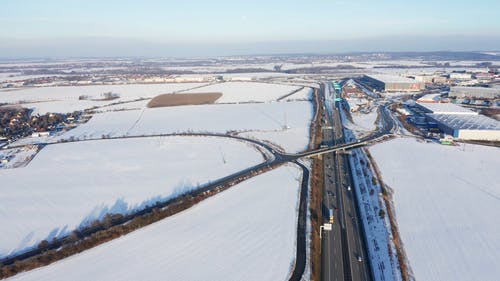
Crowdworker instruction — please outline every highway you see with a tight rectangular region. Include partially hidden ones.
[321,82,372,281]
[1,83,395,281]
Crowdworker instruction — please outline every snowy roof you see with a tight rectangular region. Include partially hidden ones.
[449,86,500,98]
[417,93,441,102]
[365,74,419,83]
[416,102,477,115]
[427,114,500,130]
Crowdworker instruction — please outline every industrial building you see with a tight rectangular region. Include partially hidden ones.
[360,75,425,92]
[415,102,478,115]
[449,72,472,80]
[448,86,500,99]
[426,114,500,141]
[413,74,449,84]
[412,102,500,141]
[417,93,442,103]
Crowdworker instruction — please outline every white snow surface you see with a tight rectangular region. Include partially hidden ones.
[8,164,302,281]
[183,81,301,103]
[0,83,206,113]
[344,98,378,138]
[55,101,313,153]
[282,87,313,101]
[0,136,265,258]
[0,146,39,169]
[370,138,500,281]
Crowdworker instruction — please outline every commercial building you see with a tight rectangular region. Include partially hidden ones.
[360,75,425,92]
[448,86,500,99]
[426,114,500,141]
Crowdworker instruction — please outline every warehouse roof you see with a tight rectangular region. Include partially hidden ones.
[365,74,419,83]
[449,86,500,98]
[417,93,441,103]
[427,114,500,130]
[416,102,477,115]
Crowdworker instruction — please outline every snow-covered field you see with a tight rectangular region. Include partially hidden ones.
[282,87,313,101]
[96,99,150,112]
[370,138,500,281]
[0,136,265,258]
[7,164,302,281]
[0,83,206,114]
[51,101,313,153]
[183,81,301,103]
[18,100,112,115]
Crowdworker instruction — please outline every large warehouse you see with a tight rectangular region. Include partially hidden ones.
[448,86,500,99]
[360,74,425,92]
[426,114,500,141]
[413,102,500,141]
[415,102,478,115]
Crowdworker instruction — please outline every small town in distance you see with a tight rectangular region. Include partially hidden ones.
[1,1,499,281]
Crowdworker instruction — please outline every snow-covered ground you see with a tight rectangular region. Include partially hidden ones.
[370,138,500,281]
[18,100,113,115]
[0,83,206,114]
[344,99,378,138]
[183,81,301,103]
[340,102,401,281]
[7,164,303,281]
[281,87,313,102]
[49,101,313,153]
[0,146,39,169]
[347,148,401,281]
[96,99,150,112]
[0,136,265,258]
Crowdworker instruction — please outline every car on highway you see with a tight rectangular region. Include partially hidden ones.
[357,255,363,262]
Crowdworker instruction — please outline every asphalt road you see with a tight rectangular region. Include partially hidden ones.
[321,82,372,281]
[1,83,394,280]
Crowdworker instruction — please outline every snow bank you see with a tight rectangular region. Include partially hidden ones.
[370,138,500,281]
[340,101,400,280]
[8,164,302,281]
[0,136,264,258]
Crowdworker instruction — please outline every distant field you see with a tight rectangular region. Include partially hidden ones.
[182,81,302,103]
[0,83,207,114]
[147,92,222,108]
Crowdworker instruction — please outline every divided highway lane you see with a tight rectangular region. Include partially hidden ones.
[2,82,395,280]
[321,81,373,281]
[321,81,345,281]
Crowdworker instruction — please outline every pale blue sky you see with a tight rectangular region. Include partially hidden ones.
[1,0,499,57]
